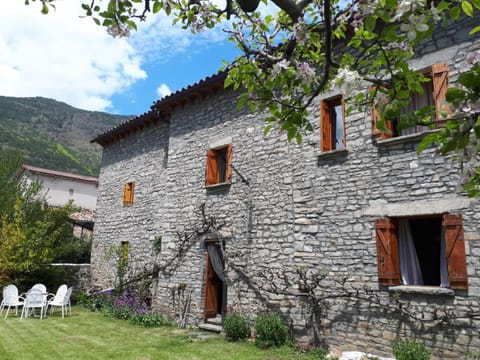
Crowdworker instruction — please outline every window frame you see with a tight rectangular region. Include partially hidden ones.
[320,95,346,152]
[371,62,451,140]
[375,213,468,290]
[123,181,135,205]
[205,144,233,187]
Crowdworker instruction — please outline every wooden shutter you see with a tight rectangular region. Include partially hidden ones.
[375,218,401,286]
[225,144,233,183]
[123,182,134,205]
[443,213,468,290]
[320,100,332,151]
[371,102,393,140]
[205,149,218,186]
[431,63,452,125]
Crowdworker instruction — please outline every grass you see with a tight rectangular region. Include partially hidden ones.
[0,307,321,360]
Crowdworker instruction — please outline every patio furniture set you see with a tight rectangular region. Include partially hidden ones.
[0,284,72,320]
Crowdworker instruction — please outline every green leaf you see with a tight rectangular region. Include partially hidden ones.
[450,6,461,19]
[445,87,466,103]
[365,16,376,33]
[263,125,272,136]
[41,4,49,14]
[462,0,474,16]
[470,25,480,35]
[471,0,480,8]
[417,132,438,153]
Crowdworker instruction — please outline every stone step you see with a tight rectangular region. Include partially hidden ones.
[198,322,223,333]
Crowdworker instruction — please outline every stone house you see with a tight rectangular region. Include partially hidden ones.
[91,16,480,358]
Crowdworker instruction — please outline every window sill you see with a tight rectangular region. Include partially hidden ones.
[205,182,231,192]
[317,149,348,160]
[388,285,455,296]
[375,129,441,146]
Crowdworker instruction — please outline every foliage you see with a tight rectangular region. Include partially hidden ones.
[418,61,480,197]
[0,150,42,223]
[223,312,251,341]
[79,287,174,328]
[0,95,127,176]
[129,312,175,327]
[391,339,432,360]
[254,312,288,348]
[0,307,321,360]
[29,0,480,192]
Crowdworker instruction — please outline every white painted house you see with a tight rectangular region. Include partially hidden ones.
[19,165,99,210]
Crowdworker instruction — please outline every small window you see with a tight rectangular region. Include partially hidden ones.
[375,214,467,290]
[320,96,345,152]
[69,188,74,197]
[372,63,451,139]
[123,181,135,205]
[205,145,233,186]
[120,241,129,268]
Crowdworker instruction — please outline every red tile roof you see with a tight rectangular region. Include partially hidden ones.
[20,165,99,185]
[92,71,227,147]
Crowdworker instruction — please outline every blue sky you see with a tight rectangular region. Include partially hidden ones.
[0,0,240,116]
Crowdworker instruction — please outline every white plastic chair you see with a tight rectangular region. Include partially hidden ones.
[32,284,47,293]
[1,285,25,319]
[21,288,47,319]
[47,287,72,318]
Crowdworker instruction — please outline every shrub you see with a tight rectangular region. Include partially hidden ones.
[254,312,288,348]
[223,312,251,341]
[392,339,431,360]
[129,312,174,327]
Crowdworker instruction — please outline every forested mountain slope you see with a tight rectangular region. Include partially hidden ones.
[0,96,129,176]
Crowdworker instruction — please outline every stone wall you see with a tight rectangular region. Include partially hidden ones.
[91,17,480,359]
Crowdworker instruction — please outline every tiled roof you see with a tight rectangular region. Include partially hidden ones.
[92,71,227,147]
[20,165,99,185]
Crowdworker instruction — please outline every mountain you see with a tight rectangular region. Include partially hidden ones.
[0,96,130,176]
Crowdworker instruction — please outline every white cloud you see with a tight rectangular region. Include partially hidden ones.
[0,0,146,112]
[156,84,172,98]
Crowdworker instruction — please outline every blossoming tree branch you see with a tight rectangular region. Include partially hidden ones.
[30,0,479,195]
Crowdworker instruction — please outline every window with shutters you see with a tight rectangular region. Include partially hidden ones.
[320,96,346,152]
[205,145,233,187]
[372,63,451,140]
[375,214,467,290]
[123,181,135,205]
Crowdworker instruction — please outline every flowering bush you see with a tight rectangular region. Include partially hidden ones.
[80,287,173,327]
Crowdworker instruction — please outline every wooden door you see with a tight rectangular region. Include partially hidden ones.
[204,254,220,319]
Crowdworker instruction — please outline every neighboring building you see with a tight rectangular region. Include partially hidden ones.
[19,165,98,238]
[90,17,480,359]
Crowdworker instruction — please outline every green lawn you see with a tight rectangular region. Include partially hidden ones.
[0,307,319,360]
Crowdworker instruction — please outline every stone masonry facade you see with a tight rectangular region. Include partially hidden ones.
[91,17,480,359]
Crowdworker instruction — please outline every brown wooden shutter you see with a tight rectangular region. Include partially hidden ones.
[123,182,134,205]
[371,103,393,140]
[375,218,401,286]
[320,100,332,151]
[443,213,468,290]
[205,149,218,186]
[225,144,233,183]
[431,62,452,125]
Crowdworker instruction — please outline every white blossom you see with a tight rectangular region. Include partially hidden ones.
[272,59,290,75]
[298,62,316,85]
[400,14,429,41]
[331,67,363,94]
[430,2,442,23]
[392,0,425,21]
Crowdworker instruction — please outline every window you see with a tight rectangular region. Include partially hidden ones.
[205,145,233,186]
[123,181,135,205]
[321,96,346,151]
[120,241,129,268]
[69,188,74,197]
[372,63,451,139]
[375,214,467,290]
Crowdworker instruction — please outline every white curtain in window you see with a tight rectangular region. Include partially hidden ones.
[440,226,450,288]
[398,219,424,285]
